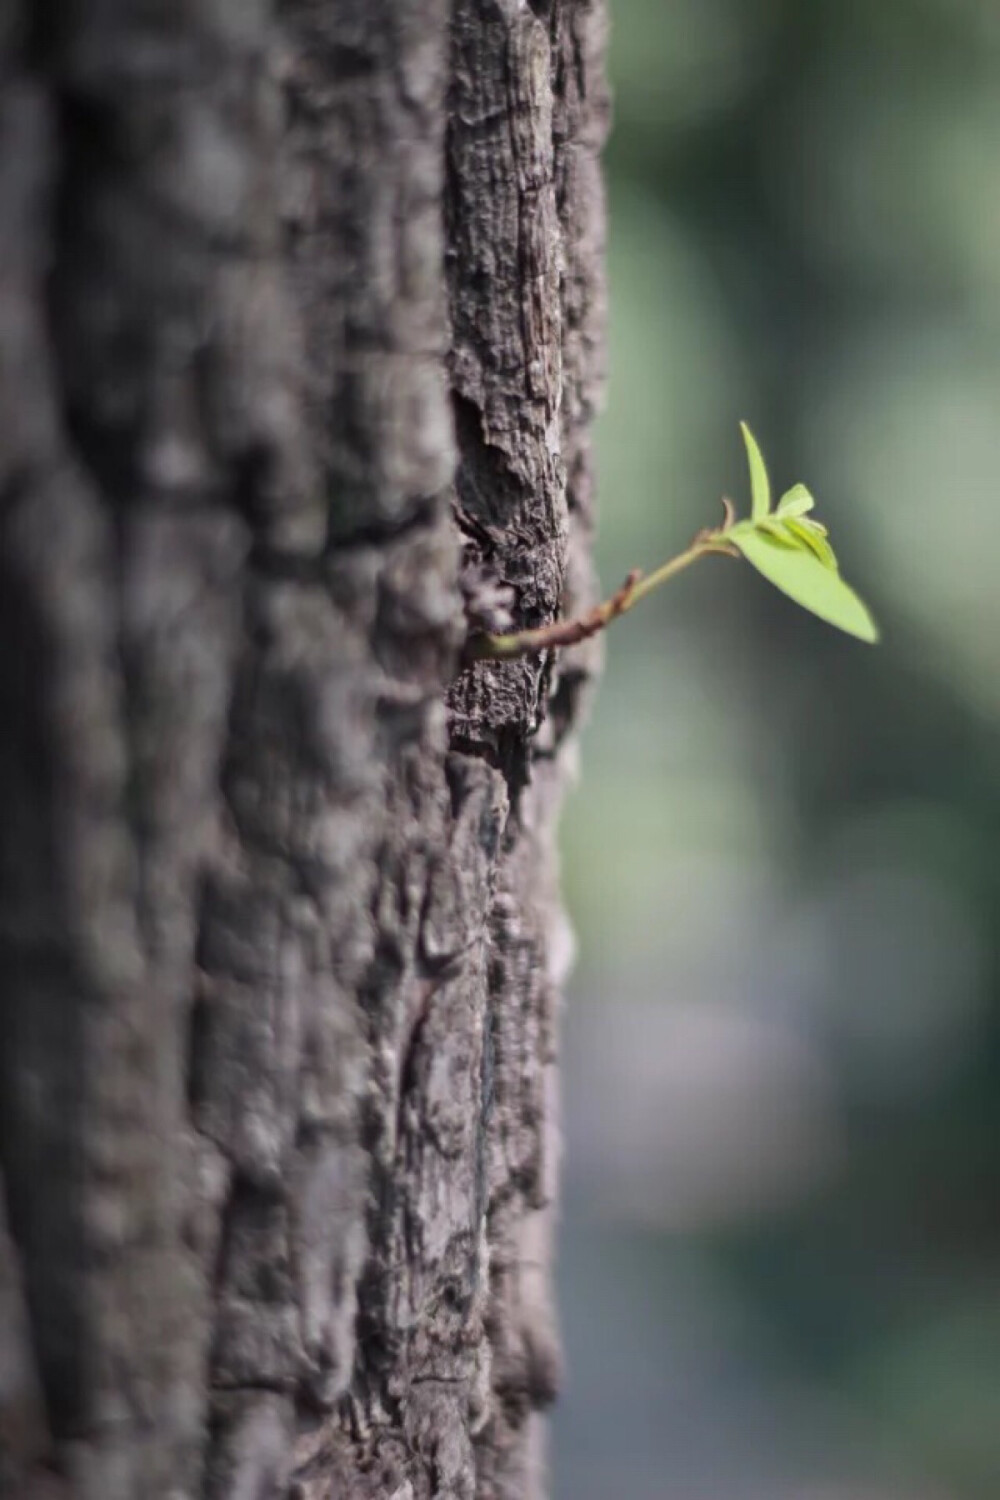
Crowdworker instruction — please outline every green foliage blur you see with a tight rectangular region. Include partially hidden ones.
[554,4,1000,1497]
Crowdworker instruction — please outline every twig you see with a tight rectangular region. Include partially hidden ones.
[464,529,737,665]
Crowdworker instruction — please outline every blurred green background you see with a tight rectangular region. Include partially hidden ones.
[553,3,1000,1497]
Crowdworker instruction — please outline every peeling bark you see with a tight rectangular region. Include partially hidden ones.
[0,3,608,1497]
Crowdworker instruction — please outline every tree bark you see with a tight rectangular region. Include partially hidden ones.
[0,3,607,1497]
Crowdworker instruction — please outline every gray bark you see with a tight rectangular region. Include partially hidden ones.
[0,3,607,1498]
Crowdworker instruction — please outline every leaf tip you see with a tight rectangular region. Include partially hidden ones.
[860,612,880,645]
[739,421,771,521]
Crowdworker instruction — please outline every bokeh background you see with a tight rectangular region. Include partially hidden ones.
[553,3,1000,1497]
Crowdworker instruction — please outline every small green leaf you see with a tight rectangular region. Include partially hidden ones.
[756,517,799,547]
[776,484,815,519]
[785,517,838,570]
[740,421,771,521]
[729,529,879,642]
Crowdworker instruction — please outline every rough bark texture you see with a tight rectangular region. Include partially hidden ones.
[0,3,607,1498]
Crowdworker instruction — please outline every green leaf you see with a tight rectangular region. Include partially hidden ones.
[785,518,838,570]
[776,484,815,519]
[756,518,799,547]
[729,529,879,642]
[740,421,771,521]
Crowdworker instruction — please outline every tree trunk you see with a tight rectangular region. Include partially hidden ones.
[0,3,607,1497]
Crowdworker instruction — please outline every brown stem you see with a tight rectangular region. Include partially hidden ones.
[464,527,740,666]
[463,569,644,664]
